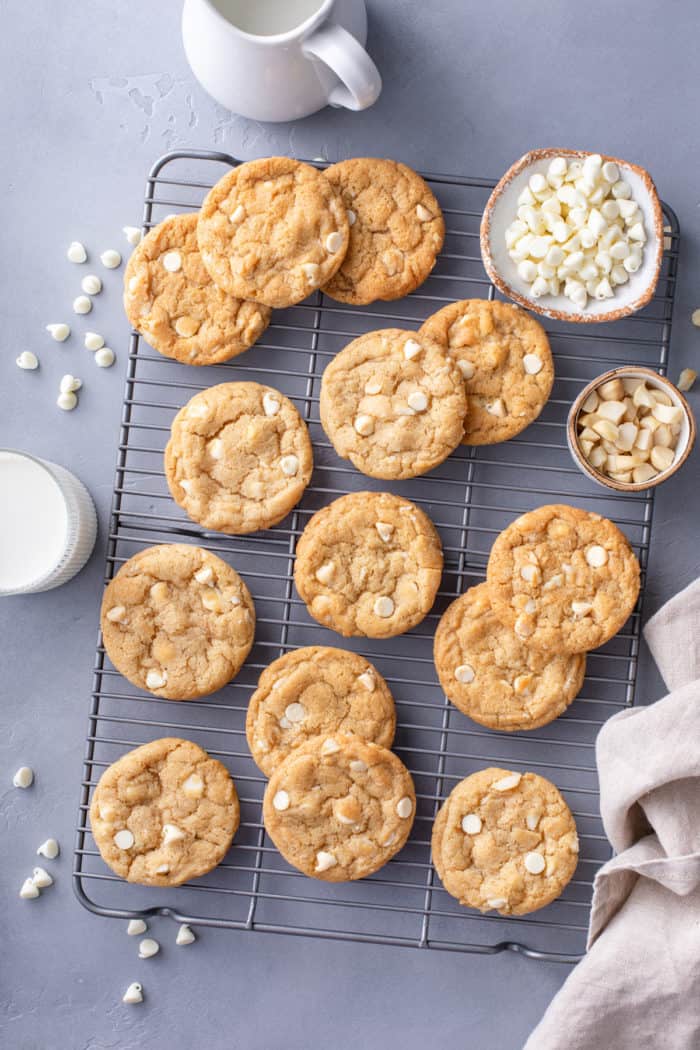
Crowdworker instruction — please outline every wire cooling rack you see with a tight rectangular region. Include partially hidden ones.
[74,149,680,963]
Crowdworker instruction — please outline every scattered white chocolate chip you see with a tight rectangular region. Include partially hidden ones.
[20,878,40,900]
[138,938,160,960]
[523,354,543,375]
[262,392,280,416]
[526,812,540,831]
[230,204,246,225]
[373,595,394,618]
[524,851,546,875]
[194,565,213,584]
[46,323,70,342]
[95,347,115,368]
[572,601,593,617]
[454,664,475,684]
[487,898,507,910]
[375,521,394,542]
[315,562,335,585]
[456,359,476,379]
[84,331,104,351]
[162,251,182,273]
[321,738,341,755]
[325,231,343,253]
[347,209,356,226]
[176,924,196,946]
[32,867,53,889]
[16,351,39,370]
[81,274,102,295]
[122,982,143,1005]
[145,668,167,690]
[285,702,306,724]
[416,203,433,222]
[407,390,429,413]
[350,760,368,773]
[106,604,127,624]
[127,919,147,936]
[357,670,375,691]
[73,295,92,315]
[396,796,413,819]
[492,773,522,792]
[520,563,539,583]
[461,813,482,835]
[543,574,563,591]
[279,455,299,476]
[67,241,87,263]
[585,545,608,568]
[60,374,82,394]
[100,249,122,269]
[208,437,225,463]
[56,391,78,411]
[155,864,170,875]
[691,309,700,327]
[514,614,534,638]
[37,838,59,859]
[175,316,200,338]
[161,823,186,846]
[182,773,204,799]
[315,851,337,872]
[364,378,382,395]
[677,368,697,393]
[123,226,142,246]
[301,262,320,283]
[486,398,506,417]
[354,414,375,436]
[403,338,422,360]
[114,829,135,850]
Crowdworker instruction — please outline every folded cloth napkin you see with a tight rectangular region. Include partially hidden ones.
[524,578,700,1050]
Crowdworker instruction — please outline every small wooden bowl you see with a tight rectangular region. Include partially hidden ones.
[480,148,664,323]
[567,366,695,492]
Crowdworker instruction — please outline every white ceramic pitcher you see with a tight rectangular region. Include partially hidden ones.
[182,0,382,122]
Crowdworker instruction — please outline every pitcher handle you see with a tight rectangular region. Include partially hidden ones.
[303,24,382,111]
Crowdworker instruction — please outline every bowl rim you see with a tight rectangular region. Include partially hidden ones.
[567,366,696,492]
[480,147,665,324]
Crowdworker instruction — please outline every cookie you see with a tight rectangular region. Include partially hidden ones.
[263,733,415,881]
[431,767,578,915]
[419,299,554,444]
[294,492,443,638]
[164,382,313,535]
[123,213,271,365]
[90,737,240,887]
[434,583,586,731]
[197,157,349,308]
[486,504,640,653]
[319,328,467,479]
[101,544,255,700]
[321,158,445,305]
[246,647,396,776]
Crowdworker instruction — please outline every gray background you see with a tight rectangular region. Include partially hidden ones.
[1,1,699,1047]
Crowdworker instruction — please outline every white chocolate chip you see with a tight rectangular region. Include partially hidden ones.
[73,295,92,315]
[347,208,356,226]
[46,323,70,342]
[407,390,429,413]
[67,241,87,263]
[95,347,115,368]
[543,574,563,591]
[514,614,534,638]
[145,668,167,690]
[138,938,160,960]
[37,838,59,859]
[354,414,375,437]
[373,595,394,618]
[20,878,40,900]
[396,796,413,819]
[492,773,522,792]
[127,919,147,936]
[280,455,299,477]
[123,226,142,246]
[31,866,53,889]
[454,664,475,684]
[162,251,182,272]
[60,374,81,394]
[526,812,540,831]
[364,378,383,395]
[262,392,280,416]
[182,773,204,799]
[285,702,306,724]
[114,829,135,850]
[416,203,433,222]
[572,601,593,617]
[357,670,375,691]
[524,851,546,875]
[161,823,185,846]
[677,368,697,393]
[315,851,337,872]
[403,338,422,360]
[375,521,394,542]
[194,565,213,584]
[230,204,246,224]
[207,437,224,461]
[81,274,102,295]
[155,864,170,875]
[122,982,143,1005]
[487,898,507,910]
[523,353,543,375]
[585,545,608,568]
[84,331,104,350]
[106,604,127,624]
[16,351,39,370]
[56,392,78,412]
[524,599,536,614]
[176,924,196,946]
[350,760,368,773]
[321,738,341,755]
[325,231,343,254]
[520,564,539,583]
[514,674,533,695]
[691,309,700,328]
[315,561,335,585]
[486,398,506,418]
[461,813,482,835]
[175,316,200,338]
[456,359,476,379]
[301,262,320,283]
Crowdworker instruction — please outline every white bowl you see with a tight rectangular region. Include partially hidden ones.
[480,148,664,323]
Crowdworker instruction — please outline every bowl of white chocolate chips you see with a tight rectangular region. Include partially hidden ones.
[480,148,664,322]
[567,367,695,491]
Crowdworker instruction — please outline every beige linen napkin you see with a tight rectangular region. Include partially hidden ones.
[524,578,700,1050]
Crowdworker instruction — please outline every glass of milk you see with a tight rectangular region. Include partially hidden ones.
[0,449,97,596]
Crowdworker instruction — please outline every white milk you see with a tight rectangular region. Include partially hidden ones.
[211,0,323,35]
[0,451,68,591]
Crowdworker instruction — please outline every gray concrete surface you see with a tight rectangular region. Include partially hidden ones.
[1,1,699,1047]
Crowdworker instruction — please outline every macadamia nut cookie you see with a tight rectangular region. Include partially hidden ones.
[434,583,585,730]
[486,504,640,653]
[263,733,416,881]
[246,646,396,775]
[322,158,445,304]
[294,492,443,638]
[164,382,313,534]
[419,299,554,444]
[432,768,578,915]
[319,328,467,479]
[101,544,255,700]
[123,213,271,365]
[90,738,240,887]
[197,157,349,308]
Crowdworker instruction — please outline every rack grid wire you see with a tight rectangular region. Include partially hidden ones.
[73,150,680,963]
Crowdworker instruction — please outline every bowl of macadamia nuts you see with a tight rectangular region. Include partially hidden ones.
[481,149,664,323]
[567,367,695,491]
